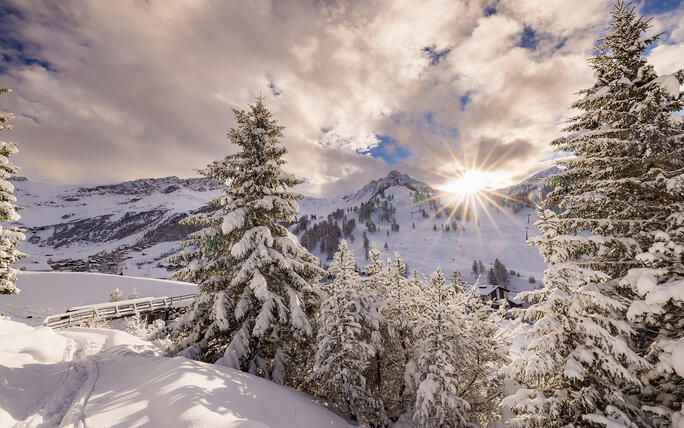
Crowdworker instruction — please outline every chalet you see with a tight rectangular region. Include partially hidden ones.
[476,284,522,308]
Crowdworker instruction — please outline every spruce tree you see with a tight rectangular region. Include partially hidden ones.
[0,88,27,295]
[621,231,684,425]
[494,258,510,287]
[547,2,683,278]
[502,209,650,426]
[310,240,387,426]
[156,98,323,385]
[412,268,473,427]
[363,247,426,421]
[503,3,684,425]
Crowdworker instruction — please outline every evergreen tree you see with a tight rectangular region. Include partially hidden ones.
[451,269,466,291]
[452,269,510,425]
[156,98,323,385]
[478,260,485,276]
[493,258,510,287]
[412,268,473,427]
[502,209,650,426]
[0,88,26,295]
[621,231,684,426]
[311,240,387,426]
[363,247,426,421]
[109,288,124,302]
[503,3,684,425]
[128,288,138,300]
[487,267,498,286]
[547,2,683,279]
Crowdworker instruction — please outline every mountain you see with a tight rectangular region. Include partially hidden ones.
[490,166,561,211]
[341,169,433,203]
[11,170,549,292]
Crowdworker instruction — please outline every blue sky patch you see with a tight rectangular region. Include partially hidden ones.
[0,6,55,74]
[422,45,451,66]
[460,92,472,110]
[357,134,412,165]
[484,5,497,16]
[519,26,538,50]
[641,0,682,16]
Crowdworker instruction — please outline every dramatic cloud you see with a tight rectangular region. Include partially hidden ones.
[0,0,681,196]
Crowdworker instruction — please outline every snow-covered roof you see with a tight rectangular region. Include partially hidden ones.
[475,284,509,296]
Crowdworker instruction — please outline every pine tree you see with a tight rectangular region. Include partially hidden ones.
[494,258,510,287]
[0,88,27,295]
[310,240,387,426]
[155,98,324,385]
[128,288,138,300]
[502,209,650,426]
[363,247,426,421]
[487,267,498,286]
[451,269,466,291]
[412,268,473,427]
[547,2,683,279]
[621,231,684,426]
[503,3,684,425]
[109,288,124,302]
[478,260,485,276]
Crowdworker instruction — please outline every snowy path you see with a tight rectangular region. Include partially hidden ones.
[0,318,352,427]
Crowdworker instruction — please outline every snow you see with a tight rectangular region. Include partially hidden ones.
[0,316,351,427]
[644,279,684,306]
[672,338,684,378]
[655,74,682,99]
[0,271,196,326]
[299,184,546,295]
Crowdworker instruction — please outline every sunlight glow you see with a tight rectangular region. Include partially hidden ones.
[439,170,505,195]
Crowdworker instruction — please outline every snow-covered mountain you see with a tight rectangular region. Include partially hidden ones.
[11,169,552,292]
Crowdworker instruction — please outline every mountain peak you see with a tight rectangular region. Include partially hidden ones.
[342,170,432,203]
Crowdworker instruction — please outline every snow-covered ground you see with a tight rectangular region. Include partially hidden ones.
[300,185,546,294]
[0,271,197,326]
[10,172,546,294]
[0,272,350,427]
[0,317,351,427]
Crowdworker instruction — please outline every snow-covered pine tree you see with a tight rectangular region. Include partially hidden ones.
[412,268,473,427]
[621,231,684,426]
[128,288,138,300]
[362,246,427,421]
[502,209,650,426]
[452,268,466,291]
[156,98,324,385]
[450,269,510,425]
[310,240,387,426]
[109,288,124,302]
[0,88,26,295]
[547,1,683,279]
[503,3,684,425]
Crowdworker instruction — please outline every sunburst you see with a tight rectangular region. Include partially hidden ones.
[405,140,538,254]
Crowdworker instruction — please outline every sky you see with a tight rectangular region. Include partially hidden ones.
[0,0,682,197]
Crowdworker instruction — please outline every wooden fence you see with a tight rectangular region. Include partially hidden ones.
[42,294,197,329]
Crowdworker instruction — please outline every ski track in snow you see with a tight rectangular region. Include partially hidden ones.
[0,311,352,428]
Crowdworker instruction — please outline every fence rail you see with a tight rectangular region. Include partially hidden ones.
[42,294,196,329]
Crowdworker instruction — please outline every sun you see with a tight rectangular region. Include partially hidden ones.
[440,170,494,195]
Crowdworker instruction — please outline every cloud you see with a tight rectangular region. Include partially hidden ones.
[0,0,681,196]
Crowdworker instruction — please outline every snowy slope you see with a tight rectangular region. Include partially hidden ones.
[10,170,548,293]
[299,184,546,293]
[0,316,351,427]
[11,176,222,278]
[0,271,197,326]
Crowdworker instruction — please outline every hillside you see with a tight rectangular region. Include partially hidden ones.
[0,272,350,427]
[11,169,552,292]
